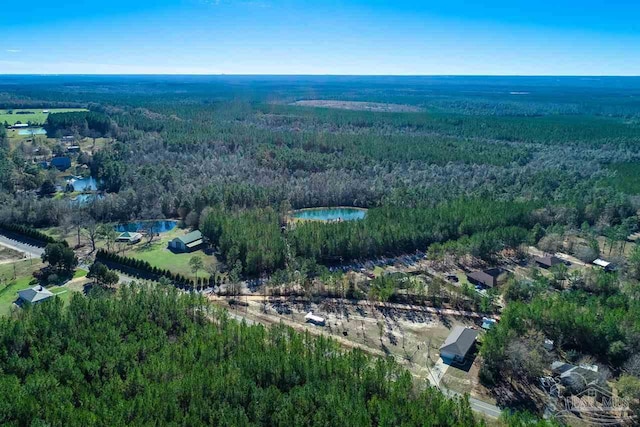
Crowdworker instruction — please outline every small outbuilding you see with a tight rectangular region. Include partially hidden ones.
[17,285,54,305]
[168,230,203,253]
[116,231,142,244]
[534,255,564,269]
[481,317,497,330]
[9,123,29,129]
[304,312,326,326]
[593,258,615,272]
[466,268,501,288]
[439,326,478,363]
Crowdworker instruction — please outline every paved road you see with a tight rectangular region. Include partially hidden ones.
[0,234,44,259]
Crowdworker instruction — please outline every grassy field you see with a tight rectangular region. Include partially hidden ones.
[124,228,218,279]
[0,108,87,126]
[0,261,89,316]
[0,260,43,316]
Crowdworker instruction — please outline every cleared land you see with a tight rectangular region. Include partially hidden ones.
[123,228,218,279]
[292,100,424,112]
[0,260,43,316]
[0,108,87,126]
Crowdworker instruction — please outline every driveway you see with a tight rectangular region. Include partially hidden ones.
[0,234,44,259]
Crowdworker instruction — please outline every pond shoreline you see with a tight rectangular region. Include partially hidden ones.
[290,206,368,222]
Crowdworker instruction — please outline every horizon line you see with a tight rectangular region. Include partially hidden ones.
[1,73,640,78]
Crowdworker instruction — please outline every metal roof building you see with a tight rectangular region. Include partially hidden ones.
[440,326,478,363]
[17,285,54,305]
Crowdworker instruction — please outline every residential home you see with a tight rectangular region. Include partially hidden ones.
[17,285,54,305]
[466,268,501,288]
[439,326,478,363]
[534,255,565,269]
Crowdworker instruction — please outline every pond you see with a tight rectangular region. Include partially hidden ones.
[291,207,367,222]
[18,128,47,135]
[115,220,178,233]
[65,175,101,192]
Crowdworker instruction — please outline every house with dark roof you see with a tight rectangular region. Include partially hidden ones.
[551,361,602,392]
[50,157,71,171]
[466,268,501,288]
[439,326,478,363]
[168,230,203,253]
[534,255,564,269]
[17,285,54,305]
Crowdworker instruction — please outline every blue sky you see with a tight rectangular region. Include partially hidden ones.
[1,0,639,75]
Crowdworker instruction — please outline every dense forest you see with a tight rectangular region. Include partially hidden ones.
[0,285,481,426]
[1,75,639,424]
[1,76,639,273]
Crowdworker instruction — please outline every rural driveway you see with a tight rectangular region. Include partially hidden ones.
[0,234,44,259]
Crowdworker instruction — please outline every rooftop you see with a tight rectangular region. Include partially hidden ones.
[440,326,478,357]
[17,285,54,304]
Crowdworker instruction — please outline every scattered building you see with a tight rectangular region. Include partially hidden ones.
[42,110,49,113]
[66,145,81,153]
[50,157,71,171]
[534,255,564,269]
[593,258,615,272]
[466,268,501,288]
[9,123,29,129]
[17,285,54,305]
[481,317,497,330]
[116,231,143,244]
[62,135,75,142]
[439,326,478,363]
[544,339,554,350]
[551,361,602,391]
[304,312,326,326]
[168,230,203,252]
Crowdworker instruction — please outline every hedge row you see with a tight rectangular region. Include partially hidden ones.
[0,223,67,246]
[96,249,214,289]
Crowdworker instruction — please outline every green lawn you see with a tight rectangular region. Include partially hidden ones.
[0,261,90,316]
[1,108,87,126]
[0,260,43,316]
[124,228,218,279]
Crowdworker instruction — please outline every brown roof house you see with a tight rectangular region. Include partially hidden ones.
[466,268,502,288]
[534,255,564,269]
[439,326,478,364]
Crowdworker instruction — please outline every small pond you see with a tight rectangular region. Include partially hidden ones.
[65,175,101,192]
[292,207,367,222]
[18,128,47,135]
[115,220,178,233]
